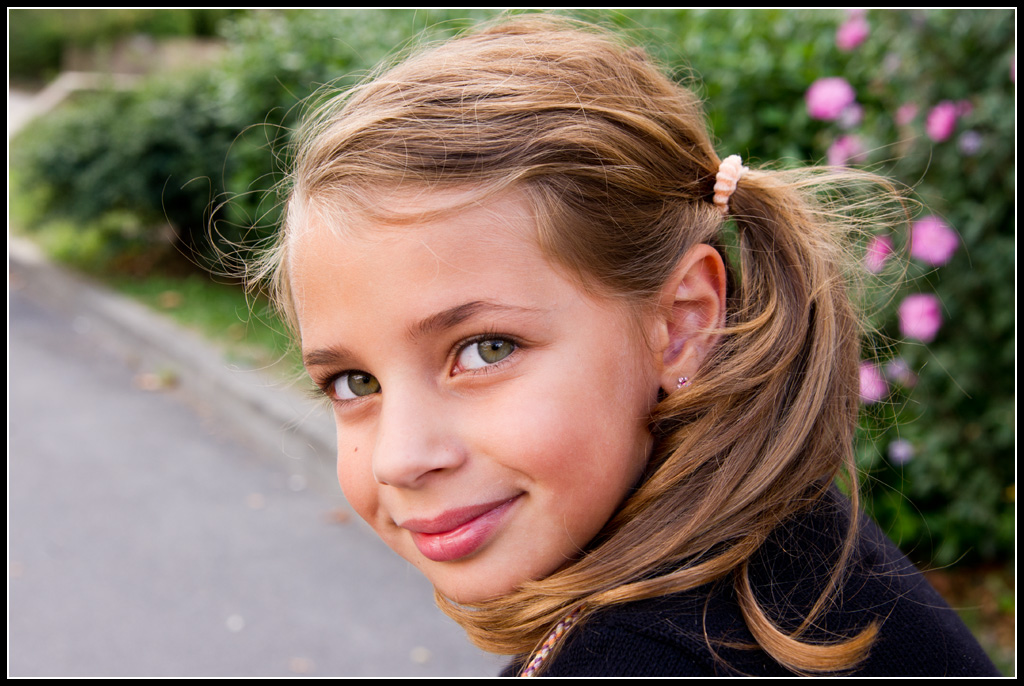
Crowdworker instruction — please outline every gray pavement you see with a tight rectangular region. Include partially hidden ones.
[8,240,504,676]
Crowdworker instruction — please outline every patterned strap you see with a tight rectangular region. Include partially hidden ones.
[520,606,584,677]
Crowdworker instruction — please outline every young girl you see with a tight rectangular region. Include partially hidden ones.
[253,16,998,676]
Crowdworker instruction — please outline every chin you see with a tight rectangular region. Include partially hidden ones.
[429,570,519,606]
[424,553,580,606]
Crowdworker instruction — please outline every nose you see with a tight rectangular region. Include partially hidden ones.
[370,388,466,488]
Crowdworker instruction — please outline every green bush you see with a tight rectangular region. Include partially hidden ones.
[14,9,1014,567]
[14,71,237,268]
[9,9,238,81]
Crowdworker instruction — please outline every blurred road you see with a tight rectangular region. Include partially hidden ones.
[7,260,502,676]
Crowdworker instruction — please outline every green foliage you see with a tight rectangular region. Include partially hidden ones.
[9,9,239,81]
[824,10,1013,567]
[14,9,1014,566]
[14,72,236,267]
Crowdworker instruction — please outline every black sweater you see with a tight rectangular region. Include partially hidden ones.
[503,493,999,676]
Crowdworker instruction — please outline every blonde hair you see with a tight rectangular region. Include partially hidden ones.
[258,15,891,675]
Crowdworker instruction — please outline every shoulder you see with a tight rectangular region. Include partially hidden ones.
[531,593,726,677]
[750,490,999,676]
[517,491,999,677]
[837,509,1000,675]
[525,579,804,677]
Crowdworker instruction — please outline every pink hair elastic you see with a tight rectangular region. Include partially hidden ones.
[713,154,749,217]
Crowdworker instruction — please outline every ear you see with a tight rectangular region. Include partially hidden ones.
[652,244,727,393]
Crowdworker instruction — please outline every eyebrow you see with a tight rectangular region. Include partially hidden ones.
[411,300,538,340]
[302,300,541,369]
[303,344,358,369]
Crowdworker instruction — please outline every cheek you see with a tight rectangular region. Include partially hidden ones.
[555,361,654,493]
[335,439,378,522]
[492,374,651,499]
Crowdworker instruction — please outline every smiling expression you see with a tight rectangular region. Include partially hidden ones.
[289,188,660,603]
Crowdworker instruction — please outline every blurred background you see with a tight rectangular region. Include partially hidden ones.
[8,9,1015,676]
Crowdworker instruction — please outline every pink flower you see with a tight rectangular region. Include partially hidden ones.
[838,103,863,129]
[910,216,959,266]
[926,101,958,142]
[888,439,915,465]
[895,103,918,126]
[806,78,856,121]
[827,134,866,166]
[864,235,893,273]
[837,14,870,52]
[958,130,983,156]
[899,294,943,343]
[859,361,888,404]
[885,358,917,388]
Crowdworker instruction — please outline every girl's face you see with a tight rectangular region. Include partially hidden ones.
[289,189,660,603]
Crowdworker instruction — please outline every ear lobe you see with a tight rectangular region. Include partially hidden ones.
[656,244,727,393]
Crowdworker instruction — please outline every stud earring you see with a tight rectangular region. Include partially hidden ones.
[677,377,689,389]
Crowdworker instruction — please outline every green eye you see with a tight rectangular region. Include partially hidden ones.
[334,372,381,400]
[478,339,514,364]
[458,338,516,370]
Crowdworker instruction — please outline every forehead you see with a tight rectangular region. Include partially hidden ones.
[291,185,536,252]
[287,188,575,335]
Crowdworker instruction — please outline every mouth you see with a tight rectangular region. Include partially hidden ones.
[400,495,521,563]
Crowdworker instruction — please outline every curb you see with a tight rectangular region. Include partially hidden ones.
[9,236,339,489]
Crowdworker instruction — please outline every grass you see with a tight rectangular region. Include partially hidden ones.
[105,270,304,381]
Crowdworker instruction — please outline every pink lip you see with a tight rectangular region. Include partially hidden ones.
[400,495,521,563]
